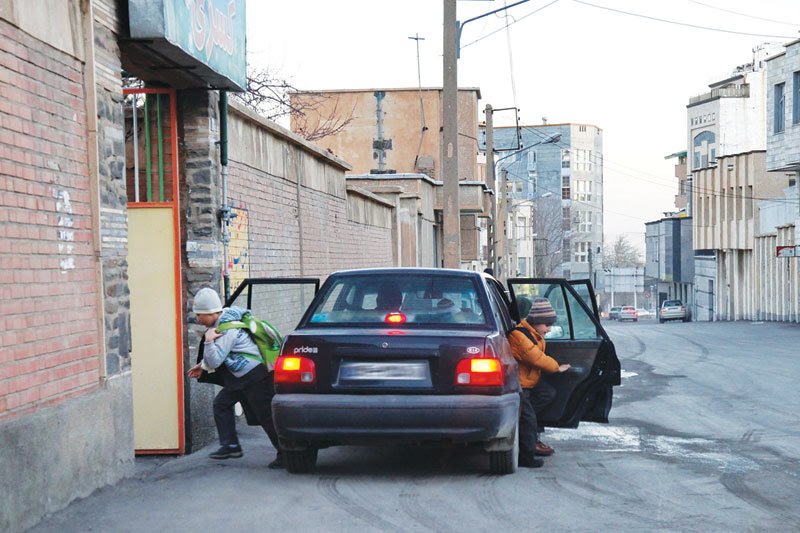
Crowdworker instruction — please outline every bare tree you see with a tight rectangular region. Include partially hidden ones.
[232,67,355,142]
[531,196,566,277]
[290,92,356,142]
[603,234,643,268]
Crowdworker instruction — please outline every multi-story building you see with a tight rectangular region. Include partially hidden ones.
[688,44,786,321]
[290,88,490,269]
[761,38,800,321]
[645,214,695,312]
[485,123,604,282]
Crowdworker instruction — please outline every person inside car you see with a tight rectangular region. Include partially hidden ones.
[508,297,571,467]
[375,283,403,311]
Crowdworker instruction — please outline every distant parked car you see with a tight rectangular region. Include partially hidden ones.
[618,306,638,322]
[636,308,653,318]
[659,300,689,323]
[608,306,622,320]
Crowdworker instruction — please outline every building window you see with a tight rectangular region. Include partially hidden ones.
[575,180,593,202]
[775,82,785,133]
[793,72,800,125]
[573,241,589,263]
[562,207,571,230]
[577,210,592,232]
[561,150,570,169]
[693,131,716,169]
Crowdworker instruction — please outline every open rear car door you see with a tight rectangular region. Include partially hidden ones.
[507,278,621,427]
[225,278,320,338]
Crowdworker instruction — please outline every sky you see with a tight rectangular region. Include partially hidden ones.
[245,0,800,253]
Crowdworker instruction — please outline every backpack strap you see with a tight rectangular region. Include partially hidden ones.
[512,325,538,346]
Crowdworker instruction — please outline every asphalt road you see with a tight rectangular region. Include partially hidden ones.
[31,320,800,532]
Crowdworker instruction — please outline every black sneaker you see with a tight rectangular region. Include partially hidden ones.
[518,457,544,468]
[267,454,284,469]
[209,445,243,460]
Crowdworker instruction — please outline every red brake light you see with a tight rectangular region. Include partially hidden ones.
[275,356,316,384]
[455,357,503,386]
[384,312,407,324]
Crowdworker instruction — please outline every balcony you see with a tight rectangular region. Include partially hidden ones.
[689,85,750,106]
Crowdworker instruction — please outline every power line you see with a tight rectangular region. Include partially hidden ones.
[573,0,797,39]
[687,0,800,28]
[462,0,561,49]
[503,1,519,111]
[518,126,800,204]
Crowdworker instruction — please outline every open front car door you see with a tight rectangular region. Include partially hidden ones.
[225,277,321,336]
[507,278,621,427]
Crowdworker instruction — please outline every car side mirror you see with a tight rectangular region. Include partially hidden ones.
[545,325,564,339]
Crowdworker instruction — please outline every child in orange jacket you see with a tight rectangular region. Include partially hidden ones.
[508,297,570,467]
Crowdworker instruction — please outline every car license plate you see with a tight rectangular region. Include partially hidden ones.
[339,360,429,381]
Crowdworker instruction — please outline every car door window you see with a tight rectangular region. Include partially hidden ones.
[506,282,572,339]
[569,279,599,320]
[565,286,601,339]
[226,278,320,335]
[486,281,515,334]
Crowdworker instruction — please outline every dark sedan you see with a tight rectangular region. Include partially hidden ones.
[229,269,620,475]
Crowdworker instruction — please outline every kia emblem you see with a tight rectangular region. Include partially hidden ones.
[381,342,389,349]
[466,346,480,354]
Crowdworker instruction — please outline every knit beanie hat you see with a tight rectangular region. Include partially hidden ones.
[193,287,223,314]
[527,297,557,325]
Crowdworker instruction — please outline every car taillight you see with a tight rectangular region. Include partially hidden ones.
[384,312,407,324]
[634,311,638,316]
[455,357,503,386]
[275,356,316,384]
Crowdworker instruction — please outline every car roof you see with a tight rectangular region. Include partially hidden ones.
[329,267,485,279]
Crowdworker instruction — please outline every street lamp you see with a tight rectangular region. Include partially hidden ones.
[493,134,561,281]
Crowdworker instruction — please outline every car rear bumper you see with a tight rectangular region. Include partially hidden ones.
[272,393,520,447]
[660,311,686,319]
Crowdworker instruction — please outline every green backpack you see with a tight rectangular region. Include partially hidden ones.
[217,312,283,366]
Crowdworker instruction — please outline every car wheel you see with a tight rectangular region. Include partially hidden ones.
[658,318,664,324]
[683,316,690,322]
[284,448,318,474]
[633,318,638,322]
[489,424,518,475]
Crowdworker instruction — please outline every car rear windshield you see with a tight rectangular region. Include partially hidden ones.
[306,273,490,327]
[663,300,682,307]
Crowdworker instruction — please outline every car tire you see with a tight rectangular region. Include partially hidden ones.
[284,448,318,474]
[489,424,518,475]
[633,319,638,322]
[658,318,664,324]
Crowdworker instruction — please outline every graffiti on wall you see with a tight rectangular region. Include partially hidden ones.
[228,206,250,291]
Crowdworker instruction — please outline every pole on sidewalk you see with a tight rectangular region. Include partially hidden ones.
[497,167,508,281]
[442,0,460,268]
[485,104,496,273]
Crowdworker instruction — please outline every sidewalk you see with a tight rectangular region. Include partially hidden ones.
[30,425,283,533]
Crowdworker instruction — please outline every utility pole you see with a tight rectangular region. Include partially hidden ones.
[497,167,508,281]
[484,104,496,273]
[442,0,460,268]
[440,0,530,270]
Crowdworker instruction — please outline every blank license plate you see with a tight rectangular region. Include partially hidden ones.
[339,361,429,381]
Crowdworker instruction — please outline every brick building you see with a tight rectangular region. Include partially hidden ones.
[0,1,396,530]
